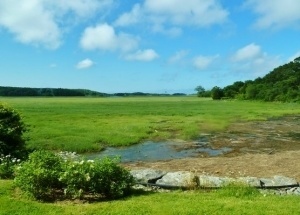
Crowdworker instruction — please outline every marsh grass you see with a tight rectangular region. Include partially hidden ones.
[1,180,300,215]
[1,97,300,152]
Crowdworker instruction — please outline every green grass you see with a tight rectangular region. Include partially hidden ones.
[1,97,300,152]
[1,180,300,215]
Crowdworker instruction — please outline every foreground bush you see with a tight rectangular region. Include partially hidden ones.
[0,103,27,158]
[14,151,63,200]
[60,157,134,199]
[14,150,134,201]
[0,154,22,179]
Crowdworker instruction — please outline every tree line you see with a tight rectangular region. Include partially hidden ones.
[0,87,187,97]
[196,57,300,102]
[0,87,109,97]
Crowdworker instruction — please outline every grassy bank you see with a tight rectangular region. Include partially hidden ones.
[1,97,300,152]
[1,180,300,215]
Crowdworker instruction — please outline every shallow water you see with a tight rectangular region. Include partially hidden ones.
[87,141,232,163]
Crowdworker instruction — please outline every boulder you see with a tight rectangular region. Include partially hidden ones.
[199,175,233,187]
[259,176,298,187]
[156,171,198,188]
[130,169,167,183]
[237,177,261,187]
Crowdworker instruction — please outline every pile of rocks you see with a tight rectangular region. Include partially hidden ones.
[130,169,300,195]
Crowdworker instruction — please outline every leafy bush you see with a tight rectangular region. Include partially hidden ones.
[60,157,134,199]
[14,150,134,201]
[14,150,63,200]
[0,103,27,158]
[0,154,21,179]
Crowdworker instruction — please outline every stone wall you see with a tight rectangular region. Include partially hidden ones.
[130,169,300,195]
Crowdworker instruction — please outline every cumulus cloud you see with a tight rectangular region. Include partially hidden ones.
[245,0,300,29]
[193,55,219,70]
[0,0,113,49]
[231,43,262,62]
[125,49,159,62]
[114,4,142,27]
[230,43,281,77]
[80,23,139,52]
[76,59,94,69]
[114,0,228,34]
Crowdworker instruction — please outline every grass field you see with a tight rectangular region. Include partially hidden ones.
[1,96,300,152]
[1,180,300,215]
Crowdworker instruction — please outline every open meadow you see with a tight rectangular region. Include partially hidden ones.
[1,96,300,153]
[1,180,300,215]
[1,97,300,214]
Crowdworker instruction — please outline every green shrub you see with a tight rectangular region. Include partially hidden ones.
[14,150,134,201]
[14,150,63,200]
[59,157,134,199]
[0,154,21,179]
[0,103,27,158]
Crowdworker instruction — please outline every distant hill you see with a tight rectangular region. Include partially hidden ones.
[0,86,187,97]
[222,57,300,102]
[0,86,109,97]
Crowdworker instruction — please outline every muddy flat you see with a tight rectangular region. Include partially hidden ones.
[125,116,300,181]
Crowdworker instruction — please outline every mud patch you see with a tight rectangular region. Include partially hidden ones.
[124,115,300,181]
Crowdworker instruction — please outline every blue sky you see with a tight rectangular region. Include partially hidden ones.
[1,0,300,94]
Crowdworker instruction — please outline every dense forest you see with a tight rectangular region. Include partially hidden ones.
[197,57,300,102]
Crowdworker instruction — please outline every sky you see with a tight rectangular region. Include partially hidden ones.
[1,0,300,94]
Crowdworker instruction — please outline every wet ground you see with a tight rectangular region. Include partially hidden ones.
[89,115,300,162]
[210,115,300,156]
[122,115,300,181]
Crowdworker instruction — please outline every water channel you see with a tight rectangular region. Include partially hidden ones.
[87,140,232,163]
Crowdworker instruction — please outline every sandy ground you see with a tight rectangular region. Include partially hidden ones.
[124,115,300,181]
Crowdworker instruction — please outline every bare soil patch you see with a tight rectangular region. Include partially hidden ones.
[125,116,300,181]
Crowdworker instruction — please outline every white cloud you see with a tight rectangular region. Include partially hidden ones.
[144,0,228,26]
[115,0,228,34]
[231,43,262,62]
[80,23,139,52]
[114,4,142,27]
[0,0,113,49]
[245,0,300,29]
[193,55,219,70]
[76,59,94,69]
[125,49,159,61]
[230,43,282,77]
[168,50,189,64]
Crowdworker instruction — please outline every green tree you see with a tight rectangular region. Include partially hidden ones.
[211,86,224,100]
[0,104,27,157]
[195,85,205,97]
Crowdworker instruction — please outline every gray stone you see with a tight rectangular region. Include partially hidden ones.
[156,171,198,188]
[259,176,298,187]
[237,177,261,187]
[130,169,167,183]
[293,187,300,195]
[199,175,233,187]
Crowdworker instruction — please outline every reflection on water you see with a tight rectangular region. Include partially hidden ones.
[87,141,231,163]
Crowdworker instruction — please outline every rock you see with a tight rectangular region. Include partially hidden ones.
[259,176,298,187]
[156,171,198,188]
[130,169,167,183]
[292,187,300,195]
[237,177,261,187]
[199,175,233,187]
